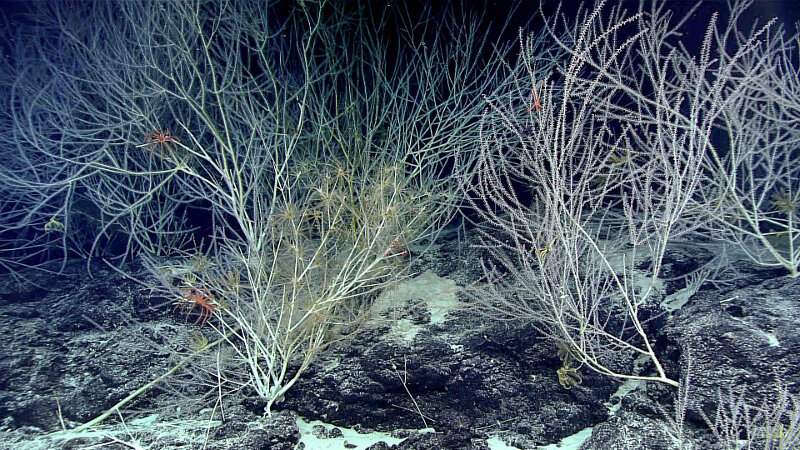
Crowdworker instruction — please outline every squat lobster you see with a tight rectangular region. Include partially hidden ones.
[141,129,181,160]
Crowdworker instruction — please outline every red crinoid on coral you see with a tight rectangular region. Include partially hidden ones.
[142,129,181,160]
[175,287,216,327]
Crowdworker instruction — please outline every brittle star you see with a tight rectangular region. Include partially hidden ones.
[527,80,544,113]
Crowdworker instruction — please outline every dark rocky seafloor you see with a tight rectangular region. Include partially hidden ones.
[0,229,798,449]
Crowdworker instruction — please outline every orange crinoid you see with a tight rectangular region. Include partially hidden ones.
[175,287,216,327]
[143,129,181,160]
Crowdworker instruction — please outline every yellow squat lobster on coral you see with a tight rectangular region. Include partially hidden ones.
[556,341,583,390]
